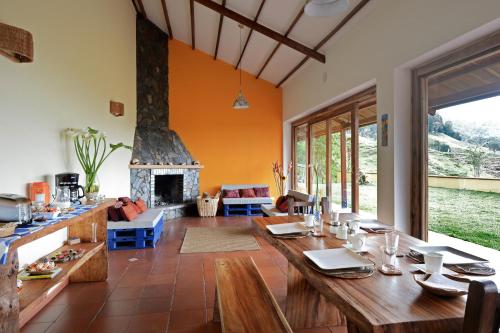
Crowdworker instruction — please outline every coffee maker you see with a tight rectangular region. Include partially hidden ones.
[55,173,85,203]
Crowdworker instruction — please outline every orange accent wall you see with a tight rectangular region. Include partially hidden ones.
[169,39,283,197]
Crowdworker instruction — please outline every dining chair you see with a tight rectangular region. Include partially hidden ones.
[320,197,330,214]
[462,279,499,333]
[287,197,314,216]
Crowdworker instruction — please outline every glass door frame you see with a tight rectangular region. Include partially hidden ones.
[411,30,500,240]
[291,86,376,213]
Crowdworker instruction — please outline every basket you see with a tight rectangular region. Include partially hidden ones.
[197,196,219,217]
[0,222,17,238]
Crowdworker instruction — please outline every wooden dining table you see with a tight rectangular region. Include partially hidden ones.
[252,214,499,333]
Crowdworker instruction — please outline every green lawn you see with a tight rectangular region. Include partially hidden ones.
[428,187,500,250]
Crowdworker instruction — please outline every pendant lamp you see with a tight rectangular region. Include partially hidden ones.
[232,24,249,109]
[305,0,349,17]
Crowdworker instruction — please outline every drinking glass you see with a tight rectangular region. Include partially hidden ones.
[385,231,399,251]
[304,214,315,231]
[380,245,397,271]
[314,212,323,234]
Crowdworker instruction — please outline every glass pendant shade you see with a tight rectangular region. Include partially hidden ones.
[232,90,249,109]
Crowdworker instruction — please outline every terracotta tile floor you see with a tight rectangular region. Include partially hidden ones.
[22,216,347,333]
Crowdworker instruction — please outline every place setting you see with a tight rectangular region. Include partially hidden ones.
[266,220,311,239]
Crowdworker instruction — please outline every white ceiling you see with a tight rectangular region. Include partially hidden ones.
[141,0,365,86]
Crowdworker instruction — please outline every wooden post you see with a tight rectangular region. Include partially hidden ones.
[340,130,347,208]
[326,120,332,197]
[351,104,360,213]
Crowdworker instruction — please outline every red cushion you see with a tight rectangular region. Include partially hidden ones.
[118,197,132,204]
[107,206,121,222]
[135,198,147,213]
[223,189,240,198]
[254,187,270,197]
[120,204,138,221]
[239,188,256,198]
[276,196,289,213]
[129,202,142,214]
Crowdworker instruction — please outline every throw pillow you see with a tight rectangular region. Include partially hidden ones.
[239,188,256,198]
[118,197,132,205]
[135,198,147,213]
[223,189,240,198]
[107,206,121,221]
[129,202,142,214]
[254,187,270,197]
[278,199,289,213]
[120,204,138,221]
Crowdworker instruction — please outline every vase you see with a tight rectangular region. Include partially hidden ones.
[84,174,100,202]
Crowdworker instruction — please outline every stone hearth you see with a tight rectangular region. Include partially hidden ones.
[130,16,199,218]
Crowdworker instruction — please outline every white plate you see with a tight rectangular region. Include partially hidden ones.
[409,246,488,265]
[266,222,307,235]
[303,248,374,271]
[411,264,458,276]
[342,243,368,253]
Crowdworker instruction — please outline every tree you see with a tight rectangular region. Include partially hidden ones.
[464,145,488,177]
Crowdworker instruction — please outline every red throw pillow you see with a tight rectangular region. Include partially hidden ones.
[118,197,132,205]
[240,188,256,198]
[107,206,121,221]
[223,189,240,198]
[129,202,142,214]
[278,199,289,213]
[135,198,147,213]
[120,204,138,221]
[254,187,270,197]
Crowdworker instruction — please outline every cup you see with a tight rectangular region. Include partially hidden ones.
[424,252,444,274]
[91,223,98,243]
[380,245,397,271]
[330,211,339,224]
[304,214,315,230]
[350,234,366,251]
[314,213,323,234]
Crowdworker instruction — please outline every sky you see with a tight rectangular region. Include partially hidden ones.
[437,95,500,137]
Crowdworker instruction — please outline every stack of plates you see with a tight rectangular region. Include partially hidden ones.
[304,248,375,279]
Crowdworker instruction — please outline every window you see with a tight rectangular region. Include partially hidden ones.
[291,87,377,216]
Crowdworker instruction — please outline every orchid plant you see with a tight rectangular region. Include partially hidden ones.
[65,127,131,193]
[272,161,293,197]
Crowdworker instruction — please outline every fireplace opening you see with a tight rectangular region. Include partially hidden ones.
[154,175,183,206]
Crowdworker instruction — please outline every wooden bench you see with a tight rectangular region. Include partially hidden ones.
[214,257,293,333]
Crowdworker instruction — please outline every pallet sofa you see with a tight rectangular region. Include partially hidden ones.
[107,208,165,250]
[221,184,273,216]
[261,190,315,217]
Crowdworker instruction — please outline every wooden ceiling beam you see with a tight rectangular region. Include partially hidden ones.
[234,0,267,69]
[214,0,226,60]
[190,0,195,49]
[131,0,140,15]
[256,5,304,79]
[194,0,325,63]
[161,0,173,39]
[137,0,147,19]
[276,0,371,88]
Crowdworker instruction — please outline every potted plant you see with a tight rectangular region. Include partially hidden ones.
[65,127,131,201]
[272,161,293,207]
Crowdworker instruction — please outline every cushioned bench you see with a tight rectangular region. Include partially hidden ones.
[214,257,292,333]
[221,184,273,216]
[107,208,164,250]
[261,190,315,217]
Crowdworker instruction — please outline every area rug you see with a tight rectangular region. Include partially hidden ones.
[180,226,260,253]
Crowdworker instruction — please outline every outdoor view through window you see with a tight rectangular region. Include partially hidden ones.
[427,96,500,250]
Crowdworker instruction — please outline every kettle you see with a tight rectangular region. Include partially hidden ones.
[0,193,32,225]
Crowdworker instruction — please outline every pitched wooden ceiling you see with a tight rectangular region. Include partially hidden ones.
[133,0,370,87]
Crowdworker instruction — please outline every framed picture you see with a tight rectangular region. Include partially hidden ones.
[381,114,388,146]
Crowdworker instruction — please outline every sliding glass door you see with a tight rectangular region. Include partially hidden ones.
[293,124,308,193]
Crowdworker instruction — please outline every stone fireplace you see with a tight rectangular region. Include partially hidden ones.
[129,16,200,219]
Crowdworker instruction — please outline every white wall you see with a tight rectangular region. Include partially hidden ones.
[282,0,500,231]
[0,0,136,198]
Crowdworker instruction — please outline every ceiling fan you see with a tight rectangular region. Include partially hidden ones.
[305,0,349,17]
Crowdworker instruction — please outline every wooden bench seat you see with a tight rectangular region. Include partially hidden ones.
[214,257,293,333]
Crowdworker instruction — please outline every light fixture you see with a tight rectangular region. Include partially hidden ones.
[232,24,249,110]
[305,0,349,17]
[0,22,34,63]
